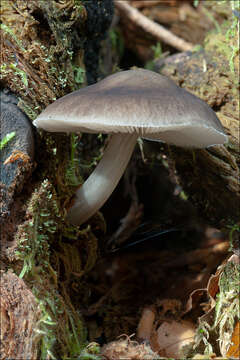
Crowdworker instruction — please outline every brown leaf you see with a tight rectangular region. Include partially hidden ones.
[184,288,206,315]
[226,321,240,358]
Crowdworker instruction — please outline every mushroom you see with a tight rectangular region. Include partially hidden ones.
[33,69,227,226]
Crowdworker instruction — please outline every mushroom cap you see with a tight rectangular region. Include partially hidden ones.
[34,69,227,147]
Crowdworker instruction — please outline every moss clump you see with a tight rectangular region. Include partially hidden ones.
[0,0,87,119]
[15,179,60,277]
[11,179,97,358]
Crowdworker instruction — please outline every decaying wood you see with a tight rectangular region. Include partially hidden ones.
[0,1,113,358]
[1,1,238,357]
[0,271,40,359]
[157,48,240,228]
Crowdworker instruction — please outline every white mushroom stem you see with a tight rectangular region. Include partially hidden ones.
[67,133,138,226]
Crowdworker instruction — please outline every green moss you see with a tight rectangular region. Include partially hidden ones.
[0,23,26,51]
[72,65,85,84]
[16,179,59,278]
[65,133,82,186]
[204,1,239,75]
[0,62,28,90]
[14,179,90,358]
[0,1,87,117]
[35,297,58,360]
[0,131,16,150]
[10,63,28,87]
[18,99,39,120]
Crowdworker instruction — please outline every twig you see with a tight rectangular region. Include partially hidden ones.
[115,1,194,52]
[131,0,164,8]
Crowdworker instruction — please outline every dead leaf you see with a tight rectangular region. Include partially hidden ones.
[206,270,221,310]
[184,288,206,315]
[226,321,240,359]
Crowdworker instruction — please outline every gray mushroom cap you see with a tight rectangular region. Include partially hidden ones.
[34,69,227,147]
[33,69,228,226]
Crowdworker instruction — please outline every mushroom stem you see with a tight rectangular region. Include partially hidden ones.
[67,133,138,226]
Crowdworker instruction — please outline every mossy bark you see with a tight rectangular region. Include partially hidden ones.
[0,1,113,358]
[0,0,88,118]
[158,19,239,229]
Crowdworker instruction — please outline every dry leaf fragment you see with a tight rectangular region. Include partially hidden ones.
[226,321,240,359]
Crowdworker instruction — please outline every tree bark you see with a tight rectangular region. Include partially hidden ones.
[156,46,239,228]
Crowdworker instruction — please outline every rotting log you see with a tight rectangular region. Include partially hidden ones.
[0,0,113,118]
[156,37,239,228]
[0,1,113,358]
[0,271,40,359]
